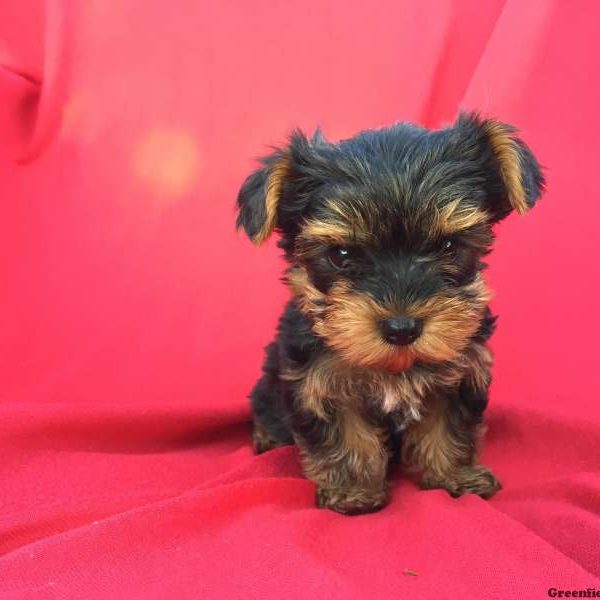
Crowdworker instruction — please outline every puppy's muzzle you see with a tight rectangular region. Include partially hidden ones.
[379,316,423,346]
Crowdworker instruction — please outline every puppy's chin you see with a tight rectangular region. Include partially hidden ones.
[376,351,416,373]
[338,344,416,373]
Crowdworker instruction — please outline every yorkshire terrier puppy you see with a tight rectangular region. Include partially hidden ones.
[236,112,544,515]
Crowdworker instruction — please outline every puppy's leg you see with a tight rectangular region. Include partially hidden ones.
[292,402,390,515]
[252,414,290,454]
[402,350,500,498]
[250,342,294,454]
[403,397,500,498]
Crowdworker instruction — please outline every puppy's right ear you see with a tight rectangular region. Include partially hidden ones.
[236,149,292,245]
[455,112,545,220]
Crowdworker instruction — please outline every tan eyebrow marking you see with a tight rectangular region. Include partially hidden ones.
[436,199,488,235]
[300,219,359,245]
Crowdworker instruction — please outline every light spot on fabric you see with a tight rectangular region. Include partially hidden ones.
[133,128,200,199]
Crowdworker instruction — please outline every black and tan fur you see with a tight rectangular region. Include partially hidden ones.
[236,112,544,515]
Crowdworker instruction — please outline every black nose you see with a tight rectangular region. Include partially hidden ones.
[379,317,423,346]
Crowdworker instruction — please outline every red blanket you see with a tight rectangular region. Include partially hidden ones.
[1,1,599,597]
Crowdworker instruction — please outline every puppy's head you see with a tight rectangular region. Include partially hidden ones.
[237,113,544,372]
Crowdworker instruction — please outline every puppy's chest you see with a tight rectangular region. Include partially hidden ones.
[359,370,426,427]
[300,355,442,427]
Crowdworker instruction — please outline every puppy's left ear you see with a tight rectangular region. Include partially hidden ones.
[456,112,545,219]
[236,149,293,245]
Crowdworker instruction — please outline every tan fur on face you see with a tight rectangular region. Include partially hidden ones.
[286,266,328,320]
[410,277,491,363]
[290,271,490,373]
[299,220,358,247]
[437,199,489,235]
[324,200,372,237]
[311,280,414,372]
[253,153,292,245]
[482,120,529,215]
[298,201,373,249]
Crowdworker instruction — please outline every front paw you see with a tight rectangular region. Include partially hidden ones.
[316,485,389,515]
[421,465,501,499]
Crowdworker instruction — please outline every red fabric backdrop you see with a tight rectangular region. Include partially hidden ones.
[1,1,599,598]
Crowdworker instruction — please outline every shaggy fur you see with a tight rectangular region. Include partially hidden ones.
[237,112,544,515]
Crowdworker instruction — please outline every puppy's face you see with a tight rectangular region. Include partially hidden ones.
[237,113,544,372]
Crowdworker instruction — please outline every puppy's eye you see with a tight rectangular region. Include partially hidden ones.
[442,239,454,251]
[327,246,356,269]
